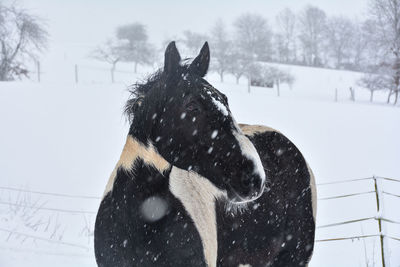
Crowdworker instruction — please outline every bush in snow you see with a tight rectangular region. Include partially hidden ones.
[248,64,295,95]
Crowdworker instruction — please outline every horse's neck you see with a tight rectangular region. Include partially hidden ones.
[169,167,224,267]
[104,134,170,197]
[104,134,223,267]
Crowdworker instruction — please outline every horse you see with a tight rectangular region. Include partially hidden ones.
[94,41,316,267]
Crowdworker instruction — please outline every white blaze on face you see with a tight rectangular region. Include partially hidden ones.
[232,120,266,191]
[206,87,266,197]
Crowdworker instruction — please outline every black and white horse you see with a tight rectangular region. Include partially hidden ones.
[94,42,316,267]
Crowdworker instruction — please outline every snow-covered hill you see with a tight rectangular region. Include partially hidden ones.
[0,63,399,267]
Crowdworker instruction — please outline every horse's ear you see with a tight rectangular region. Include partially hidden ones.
[189,42,210,77]
[164,41,181,74]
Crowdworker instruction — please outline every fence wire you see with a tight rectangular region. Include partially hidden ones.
[0,200,97,215]
[318,191,375,201]
[0,174,399,254]
[0,227,90,250]
[0,185,101,200]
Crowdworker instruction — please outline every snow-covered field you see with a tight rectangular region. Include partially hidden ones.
[1,62,399,267]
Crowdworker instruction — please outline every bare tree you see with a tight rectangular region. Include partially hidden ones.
[91,39,121,83]
[226,50,252,85]
[361,19,383,67]
[273,33,285,63]
[275,8,297,63]
[0,3,48,81]
[234,13,273,62]
[325,16,355,68]
[358,71,389,102]
[368,0,400,104]
[245,62,263,93]
[116,22,154,73]
[298,6,327,66]
[210,19,231,82]
[350,20,372,70]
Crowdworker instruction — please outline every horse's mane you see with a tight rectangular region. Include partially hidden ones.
[124,61,193,123]
[124,69,164,123]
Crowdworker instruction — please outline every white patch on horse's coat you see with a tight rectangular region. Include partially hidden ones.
[169,167,225,267]
[233,131,266,187]
[103,136,170,197]
[239,124,280,135]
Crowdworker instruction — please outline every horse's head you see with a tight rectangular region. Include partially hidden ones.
[126,41,266,203]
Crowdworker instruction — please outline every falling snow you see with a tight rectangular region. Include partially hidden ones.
[140,196,169,222]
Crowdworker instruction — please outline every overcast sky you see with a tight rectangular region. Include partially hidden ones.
[8,0,369,61]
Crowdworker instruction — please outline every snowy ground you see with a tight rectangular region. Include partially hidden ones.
[0,61,399,267]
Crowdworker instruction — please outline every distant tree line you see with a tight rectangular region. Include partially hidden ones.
[93,1,398,103]
[2,0,393,103]
[357,0,400,104]
[206,2,398,104]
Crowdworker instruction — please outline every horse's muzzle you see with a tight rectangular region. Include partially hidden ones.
[228,173,267,203]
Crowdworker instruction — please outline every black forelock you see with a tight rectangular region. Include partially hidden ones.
[124,61,203,124]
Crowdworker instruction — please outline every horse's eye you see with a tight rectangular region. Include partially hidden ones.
[186,101,199,112]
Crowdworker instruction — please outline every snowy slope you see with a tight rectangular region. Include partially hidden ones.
[0,63,399,267]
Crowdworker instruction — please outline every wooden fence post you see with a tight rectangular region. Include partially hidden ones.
[373,176,386,267]
[349,87,355,101]
[335,88,338,102]
[37,61,41,82]
[276,79,280,97]
[247,75,251,93]
[75,64,79,84]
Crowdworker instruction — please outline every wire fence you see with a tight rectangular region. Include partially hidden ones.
[314,175,400,267]
[315,176,400,239]
[0,175,399,262]
[33,62,155,84]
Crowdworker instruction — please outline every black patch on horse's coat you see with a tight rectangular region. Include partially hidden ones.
[216,130,315,267]
[95,160,206,267]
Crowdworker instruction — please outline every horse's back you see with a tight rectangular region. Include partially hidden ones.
[240,124,316,220]
[216,124,316,267]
